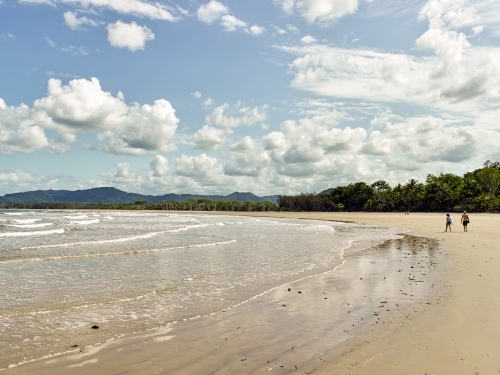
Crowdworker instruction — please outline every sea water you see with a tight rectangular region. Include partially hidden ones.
[0,210,403,369]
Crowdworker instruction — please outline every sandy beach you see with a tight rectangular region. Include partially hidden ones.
[4,212,499,374]
[218,212,500,374]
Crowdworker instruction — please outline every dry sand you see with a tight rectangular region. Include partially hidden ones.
[5,212,500,374]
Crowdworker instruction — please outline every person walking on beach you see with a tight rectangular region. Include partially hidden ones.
[461,211,470,232]
[445,213,453,232]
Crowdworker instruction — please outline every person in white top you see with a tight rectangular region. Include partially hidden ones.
[445,213,453,232]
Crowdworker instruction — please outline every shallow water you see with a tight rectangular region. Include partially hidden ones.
[0,210,403,369]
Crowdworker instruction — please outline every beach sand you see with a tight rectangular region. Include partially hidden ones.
[5,212,499,374]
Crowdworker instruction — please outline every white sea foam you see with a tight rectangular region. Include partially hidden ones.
[3,212,23,216]
[0,229,64,238]
[5,240,237,264]
[302,224,335,234]
[166,224,209,233]
[20,231,163,250]
[7,223,53,229]
[104,216,114,220]
[70,219,100,225]
[216,222,225,226]
[167,217,200,223]
[64,215,88,220]
[12,219,41,224]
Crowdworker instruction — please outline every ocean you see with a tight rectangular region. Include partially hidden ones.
[0,210,404,369]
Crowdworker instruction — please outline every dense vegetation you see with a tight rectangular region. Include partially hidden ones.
[2,162,499,213]
[278,161,500,213]
[0,198,278,212]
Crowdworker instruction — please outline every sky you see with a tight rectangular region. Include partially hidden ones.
[1,0,500,196]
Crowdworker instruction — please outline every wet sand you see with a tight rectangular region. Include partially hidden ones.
[209,212,500,374]
[5,212,500,374]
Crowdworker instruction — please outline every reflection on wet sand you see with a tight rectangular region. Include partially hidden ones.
[5,234,445,375]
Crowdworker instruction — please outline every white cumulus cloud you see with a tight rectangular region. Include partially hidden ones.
[150,155,169,176]
[276,0,359,24]
[301,35,317,43]
[107,21,155,51]
[221,14,247,32]
[248,25,266,36]
[32,77,179,155]
[197,0,229,23]
[193,125,228,150]
[0,99,49,154]
[175,153,225,185]
[224,136,269,177]
[63,11,101,30]
[206,103,267,128]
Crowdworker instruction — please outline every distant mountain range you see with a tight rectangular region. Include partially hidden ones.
[0,187,279,204]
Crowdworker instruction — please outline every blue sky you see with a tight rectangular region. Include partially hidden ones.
[1,0,500,196]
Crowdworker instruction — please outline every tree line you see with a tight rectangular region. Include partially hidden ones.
[2,161,499,213]
[0,198,278,212]
[278,161,500,212]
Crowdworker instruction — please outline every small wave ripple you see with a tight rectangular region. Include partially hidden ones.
[0,229,64,238]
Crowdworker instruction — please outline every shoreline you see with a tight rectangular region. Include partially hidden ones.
[204,212,500,374]
[5,235,444,374]
[4,212,499,374]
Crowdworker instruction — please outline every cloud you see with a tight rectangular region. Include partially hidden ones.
[301,35,317,43]
[0,78,179,156]
[61,45,90,56]
[197,1,264,35]
[49,132,76,154]
[97,99,179,155]
[115,162,132,178]
[191,91,202,98]
[0,169,66,195]
[98,163,143,189]
[206,103,267,128]
[378,116,479,163]
[175,153,225,185]
[63,11,101,30]
[150,155,169,176]
[203,97,214,107]
[280,31,500,112]
[276,0,359,24]
[0,99,49,154]
[419,0,479,30]
[221,14,247,32]
[248,25,266,36]
[20,0,180,21]
[471,25,483,37]
[274,26,287,35]
[44,37,56,47]
[6,33,15,40]
[193,125,228,150]
[224,136,269,177]
[261,112,371,178]
[107,21,155,51]
[279,0,295,15]
[32,77,179,155]
[197,0,229,23]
